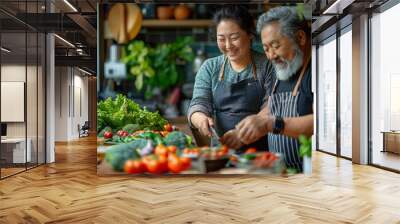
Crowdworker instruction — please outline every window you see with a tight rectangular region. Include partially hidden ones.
[317,36,337,154]
[371,2,400,171]
[339,28,352,158]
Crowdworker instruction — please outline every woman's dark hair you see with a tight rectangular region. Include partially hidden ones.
[213,5,256,36]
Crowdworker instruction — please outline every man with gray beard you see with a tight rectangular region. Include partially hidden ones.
[235,7,313,171]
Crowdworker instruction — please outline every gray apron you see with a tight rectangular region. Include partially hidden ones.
[267,56,310,171]
[213,56,268,153]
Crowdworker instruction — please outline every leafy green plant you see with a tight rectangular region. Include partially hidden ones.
[121,41,155,91]
[299,135,312,158]
[97,94,167,132]
[122,37,195,99]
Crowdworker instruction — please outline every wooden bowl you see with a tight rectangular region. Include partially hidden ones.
[200,158,230,173]
[107,3,142,44]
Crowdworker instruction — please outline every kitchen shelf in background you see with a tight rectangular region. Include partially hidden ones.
[142,19,213,28]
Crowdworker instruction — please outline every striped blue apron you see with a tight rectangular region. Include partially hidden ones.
[267,57,310,171]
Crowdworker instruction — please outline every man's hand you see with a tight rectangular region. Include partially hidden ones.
[191,112,214,137]
[236,114,272,145]
[220,129,243,149]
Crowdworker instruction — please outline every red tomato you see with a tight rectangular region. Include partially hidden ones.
[141,156,153,171]
[121,131,129,137]
[104,131,113,139]
[180,157,192,170]
[160,131,169,137]
[124,160,145,174]
[155,144,168,157]
[245,148,257,154]
[167,145,177,154]
[217,151,226,158]
[230,156,238,162]
[146,159,163,174]
[220,145,229,154]
[192,148,199,155]
[168,155,183,173]
[158,154,169,173]
[164,124,173,132]
[183,148,190,154]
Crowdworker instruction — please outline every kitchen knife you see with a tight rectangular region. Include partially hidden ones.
[209,126,221,147]
[209,126,220,139]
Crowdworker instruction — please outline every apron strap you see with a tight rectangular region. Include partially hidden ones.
[218,57,228,81]
[219,55,257,81]
[271,79,279,94]
[292,54,311,97]
[251,54,257,80]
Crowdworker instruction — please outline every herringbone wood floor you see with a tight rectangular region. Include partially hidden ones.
[1,136,400,224]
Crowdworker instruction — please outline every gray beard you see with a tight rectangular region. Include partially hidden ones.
[273,46,304,81]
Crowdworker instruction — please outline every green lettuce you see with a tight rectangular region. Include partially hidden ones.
[97,94,167,132]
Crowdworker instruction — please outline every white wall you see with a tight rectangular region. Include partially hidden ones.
[1,65,36,138]
[55,67,68,141]
[54,67,89,141]
[1,65,26,140]
[1,64,46,164]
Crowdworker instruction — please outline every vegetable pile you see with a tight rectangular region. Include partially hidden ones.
[104,129,195,174]
[182,145,229,160]
[229,149,281,170]
[97,94,167,133]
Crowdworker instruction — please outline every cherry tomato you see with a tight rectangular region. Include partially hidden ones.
[168,154,183,173]
[121,131,129,137]
[217,151,226,158]
[155,144,168,157]
[230,156,238,162]
[157,154,169,173]
[103,131,113,139]
[183,148,190,154]
[167,145,177,154]
[253,152,278,168]
[245,147,257,154]
[148,160,163,174]
[180,157,192,170]
[164,124,173,132]
[220,145,229,154]
[192,148,200,155]
[124,160,145,174]
[160,131,169,137]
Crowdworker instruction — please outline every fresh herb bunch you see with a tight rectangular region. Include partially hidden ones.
[121,41,154,92]
[97,94,167,132]
[122,37,195,98]
[148,36,194,90]
[299,135,312,158]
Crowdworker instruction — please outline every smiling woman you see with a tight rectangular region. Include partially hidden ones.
[188,5,275,153]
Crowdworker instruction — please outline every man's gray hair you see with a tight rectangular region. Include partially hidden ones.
[257,6,305,40]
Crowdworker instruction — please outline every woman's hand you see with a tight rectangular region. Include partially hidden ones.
[191,112,214,137]
[220,129,243,150]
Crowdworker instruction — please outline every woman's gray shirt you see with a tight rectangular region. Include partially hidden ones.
[187,50,275,126]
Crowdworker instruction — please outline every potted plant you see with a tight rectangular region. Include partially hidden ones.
[121,37,194,99]
[299,135,312,175]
